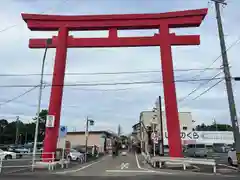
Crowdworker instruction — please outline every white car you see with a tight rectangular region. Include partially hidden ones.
[121,151,127,156]
[68,149,84,161]
[0,149,17,160]
[228,148,238,166]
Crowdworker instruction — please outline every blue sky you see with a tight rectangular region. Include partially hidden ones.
[0,0,240,133]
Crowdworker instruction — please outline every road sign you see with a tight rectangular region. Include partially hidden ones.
[46,115,55,127]
[59,125,67,138]
[151,132,158,139]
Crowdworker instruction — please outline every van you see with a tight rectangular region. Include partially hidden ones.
[185,144,208,157]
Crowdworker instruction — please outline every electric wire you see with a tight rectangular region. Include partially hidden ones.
[0,85,39,107]
[178,71,223,102]
[192,79,224,100]
[0,68,221,77]
[0,0,70,34]
[0,77,226,88]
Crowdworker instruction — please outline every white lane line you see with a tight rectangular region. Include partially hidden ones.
[106,169,156,173]
[134,152,173,174]
[56,158,104,174]
[192,165,201,171]
[135,152,141,169]
[218,164,239,170]
[5,167,30,174]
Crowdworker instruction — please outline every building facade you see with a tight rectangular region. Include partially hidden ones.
[139,111,194,132]
[135,111,234,146]
[66,131,117,152]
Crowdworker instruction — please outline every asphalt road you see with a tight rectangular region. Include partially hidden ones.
[1,151,239,178]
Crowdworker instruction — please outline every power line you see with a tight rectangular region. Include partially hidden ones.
[0,77,225,88]
[178,36,240,103]
[0,68,221,77]
[0,85,39,107]
[178,71,223,102]
[190,36,240,80]
[0,0,70,34]
[192,79,224,100]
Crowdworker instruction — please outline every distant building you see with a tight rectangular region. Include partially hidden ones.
[139,111,194,132]
[135,111,194,147]
[66,131,117,152]
[134,111,234,146]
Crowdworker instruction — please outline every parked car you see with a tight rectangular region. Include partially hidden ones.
[0,148,18,160]
[227,145,238,166]
[185,144,208,157]
[68,149,84,161]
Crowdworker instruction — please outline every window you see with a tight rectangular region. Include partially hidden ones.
[71,149,78,152]
[183,126,187,130]
[196,144,205,148]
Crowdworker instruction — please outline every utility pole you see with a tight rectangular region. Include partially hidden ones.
[15,116,20,144]
[117,124,121,137]
[85,117,94,162]
[212,0,240,164]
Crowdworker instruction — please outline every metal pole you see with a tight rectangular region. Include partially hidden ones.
[25,132,28,144]
[85,117,89,162]
[213,0,240,165]
[140,122,143,151]
[158,96,164,156]
[15,116,19,145]
[32,39,51,171]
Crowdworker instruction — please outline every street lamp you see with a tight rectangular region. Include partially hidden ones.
[32,38,52,171]
[85,117,94,162]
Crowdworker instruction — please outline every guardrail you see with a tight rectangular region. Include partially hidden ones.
[142,154,216,173]
[0,152,70,173]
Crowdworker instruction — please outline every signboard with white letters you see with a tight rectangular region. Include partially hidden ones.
[163,131,234,145]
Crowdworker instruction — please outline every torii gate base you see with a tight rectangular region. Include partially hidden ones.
[22,8,207,161]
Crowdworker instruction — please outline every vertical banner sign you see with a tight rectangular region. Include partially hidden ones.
[46,115,55,128]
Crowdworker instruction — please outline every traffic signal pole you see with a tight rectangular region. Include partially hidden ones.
[212,0,240,166]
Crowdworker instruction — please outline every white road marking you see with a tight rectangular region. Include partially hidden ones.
[120,163,129,169]
[192,165,201,171]
[218,164,239,170]
[135,152,141,169]
[56,158,104,174]
[5,167,30,174]
[106,169,157,173]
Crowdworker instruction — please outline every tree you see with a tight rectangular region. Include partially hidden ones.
[0,119,8,144]
[0,109,48,145]
[195,122,232,131]
[33,109,48,142]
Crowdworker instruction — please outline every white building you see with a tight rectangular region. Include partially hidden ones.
[137,111,234,146]
[139,111,194,132]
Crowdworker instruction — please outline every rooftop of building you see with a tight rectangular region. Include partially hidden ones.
[67,130,117,137]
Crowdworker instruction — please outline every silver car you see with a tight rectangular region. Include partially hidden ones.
[185,144,208,157]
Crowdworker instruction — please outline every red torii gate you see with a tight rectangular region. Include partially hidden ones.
[22,8,207,160]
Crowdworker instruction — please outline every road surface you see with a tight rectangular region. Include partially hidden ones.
[1,151,239,178]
